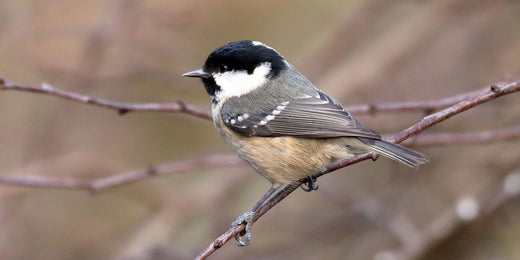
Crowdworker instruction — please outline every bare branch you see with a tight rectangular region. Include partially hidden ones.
[2,75,519,258]
[4,124,517,192]
[195,181,302,260]
[1,77,511,121]
[0,80,518,193]
[401,124,520,146]
[0,78,212,119]
[390,82,520,143]
[196,81,520,259]
[347,87,487,115]
[0,154,241,192]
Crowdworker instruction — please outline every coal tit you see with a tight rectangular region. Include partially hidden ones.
[183,40,428,246]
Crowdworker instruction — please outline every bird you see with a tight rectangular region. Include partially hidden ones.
[183,40,428,246]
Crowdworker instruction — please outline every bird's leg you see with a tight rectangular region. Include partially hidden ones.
[300,175,319,192]
[232,185,281,246]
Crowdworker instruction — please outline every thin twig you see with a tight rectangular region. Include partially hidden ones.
[0,77,504,120]
[2,76,519,258]
[0,89,518,192]
[0,154,241,192]
[390,82,520,143]
[195,81,520,259]
[347,87,486,115]
[1,124,518,192]
[401,124,520,146]
[0,78,212,119]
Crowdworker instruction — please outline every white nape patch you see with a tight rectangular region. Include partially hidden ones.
[455,196,479,221]
[214,62,271,101]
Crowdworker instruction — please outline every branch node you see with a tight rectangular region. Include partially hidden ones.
[147,165,158,176]
[368,104,378,115]
[0,78,16,88]
[490,84,501,93]
[213,238,224,249]
[176,100,187,111]
[370,152,379,161]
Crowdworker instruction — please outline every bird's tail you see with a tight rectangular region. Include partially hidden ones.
[358,137,429,168]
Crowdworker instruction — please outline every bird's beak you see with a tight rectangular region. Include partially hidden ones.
[182,67,211,78]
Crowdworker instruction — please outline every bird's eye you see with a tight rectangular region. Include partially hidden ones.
[219,64,228,73]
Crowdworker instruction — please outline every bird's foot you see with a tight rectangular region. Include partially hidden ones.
[301,175,319,192]
[231,210,255,246]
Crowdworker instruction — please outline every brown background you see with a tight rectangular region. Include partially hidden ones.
[0,1,519,259]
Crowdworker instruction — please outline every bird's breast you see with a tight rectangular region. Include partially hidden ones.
[212,103,353,185]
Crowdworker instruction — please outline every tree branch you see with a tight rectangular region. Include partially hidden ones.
[2,76,519,259]
[389,82,520,143]
[0,77,505,120]
[195,81,520,260]
[401,124,520,146]
[2,124,518,192]
[0,78,212,119]
[0,154,242,192]
[346,87,487,115]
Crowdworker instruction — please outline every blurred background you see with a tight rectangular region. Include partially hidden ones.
[0,0,519,259]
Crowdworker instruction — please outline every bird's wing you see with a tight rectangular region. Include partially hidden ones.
[222,90,381,139]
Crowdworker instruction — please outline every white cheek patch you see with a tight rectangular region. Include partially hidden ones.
[214,62,272,100]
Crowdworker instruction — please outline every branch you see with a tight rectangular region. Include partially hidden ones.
[0,154,242,192]
[347,87,487,115]
[0,77,503,120]
[2,75,519,258]
[2,124,517,192]
[0,78,212,119]
[0,79,518,187]
[389,83,520,143]
[400,124,520,146]
[196,81,520,259]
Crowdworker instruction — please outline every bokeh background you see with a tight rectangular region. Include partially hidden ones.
[1,0,519,259]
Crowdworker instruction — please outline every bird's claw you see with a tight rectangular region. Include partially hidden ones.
[301,175,319,192]
[231,210,255,246]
